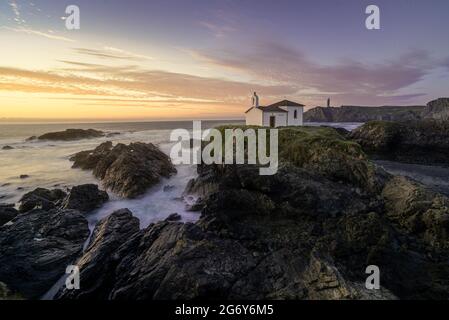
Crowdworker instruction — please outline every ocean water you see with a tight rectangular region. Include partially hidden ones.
[0,120,361,229]
[0,120,244,228]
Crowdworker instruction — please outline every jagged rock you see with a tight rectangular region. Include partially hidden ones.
[165,213,181,222]
[54,126,449,300]
[18,188,67,213]
[163,185,175,192]
[382,176,449,250]
[422,98,449,120]
[61,184,109,213]
[57,209,139,300]
[0,208,89,299]
[351,120,449,165]
[70,142,176,198]
[304,105,424,122]
[0,204,18,226]
[70,141,113,170]
[35,129,105,141]
[302,251,396,300]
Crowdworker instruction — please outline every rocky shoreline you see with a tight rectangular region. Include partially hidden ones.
[304,98,449,123]
[1,124,449,300]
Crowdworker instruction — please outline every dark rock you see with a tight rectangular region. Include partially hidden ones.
[36,129,105,141]
[2,145,14,150]
[57,209,139,300]
[19,175,29,179]
[0,208,89,299]
[163,185,175,192]
[165,213,181,222]
[304,105,424,123]
[70,141,113,170]
[106,132,120,138]
[18,187,67,213]
[382,176,449,250]
[54,126,449,300]
[351,120,449,165]
[26,136,37,141]
[70,142,176,198]
[422,98,449,120]
[185,197,206,212]
[0,204,18,226]
[61,184,109,214]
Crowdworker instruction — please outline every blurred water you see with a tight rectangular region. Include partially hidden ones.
[0,120,357,227]
[0,120,243,227]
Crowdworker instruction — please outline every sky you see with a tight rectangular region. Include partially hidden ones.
[0,0,449,121]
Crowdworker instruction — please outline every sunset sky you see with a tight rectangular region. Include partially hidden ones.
[1,0,449,121]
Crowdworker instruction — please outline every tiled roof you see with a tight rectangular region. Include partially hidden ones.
[258,105,288,113]
[245,106,288,113]
[268,100,305,107]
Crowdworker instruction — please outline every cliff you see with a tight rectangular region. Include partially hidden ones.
[304,105,425,122]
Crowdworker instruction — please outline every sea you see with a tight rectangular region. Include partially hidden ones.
[0,120,363,229]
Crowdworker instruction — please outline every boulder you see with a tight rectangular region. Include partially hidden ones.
[165,213,182,222]
[70,142,177,198]
[36,129,105,141]
[0,208,89,299]
[18,187,67,213]
[2,145,14,150]
[57,209,139,299]
[382,176,449,250]
[0,204,18,226]
[61,184,109,213]
[351,120,449,165]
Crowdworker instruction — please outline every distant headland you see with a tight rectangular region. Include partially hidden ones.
[304,98,449,122]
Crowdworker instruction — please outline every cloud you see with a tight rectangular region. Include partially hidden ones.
[9,1,26,25]
[191,42,444,105]
[2,26,75,42]
[103,47,153,60]
[198,21,236,38]
[0,63,295,105]
[74,47,153,61]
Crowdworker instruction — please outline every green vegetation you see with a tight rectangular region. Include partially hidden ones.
[213,125,382,192]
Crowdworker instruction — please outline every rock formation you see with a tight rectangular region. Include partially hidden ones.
[70,142,177,198]
[56,126,449,300]
[0,204,18,226]
[0,208,89,299]
[61,184,109,213]
[34,129,105,141]
[350,120,449,165]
